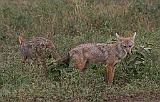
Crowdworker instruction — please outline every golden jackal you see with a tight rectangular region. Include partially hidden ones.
[62,32,136,85]
[19,36,61,63]
[19,36,61,76]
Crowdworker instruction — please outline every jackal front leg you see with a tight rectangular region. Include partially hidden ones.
[106,64,115,85]
[75,58,88,74]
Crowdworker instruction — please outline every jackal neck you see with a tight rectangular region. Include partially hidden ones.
[116,42,127,59]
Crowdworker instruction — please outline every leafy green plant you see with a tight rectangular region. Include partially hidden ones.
[124,46,152,73]
[0,0,160,101]
[115,45,155,84]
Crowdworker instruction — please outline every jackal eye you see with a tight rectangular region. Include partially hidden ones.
[123,45,127,48]
[129,45,132,47]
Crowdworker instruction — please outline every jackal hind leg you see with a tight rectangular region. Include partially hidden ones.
[106,63,115,85]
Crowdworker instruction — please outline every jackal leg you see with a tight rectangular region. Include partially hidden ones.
[106,64,115,85]
[82,60,90,74]
[21,55,27,64]
[75,58,88,74]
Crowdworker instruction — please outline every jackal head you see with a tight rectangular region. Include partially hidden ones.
[116,32,136,55]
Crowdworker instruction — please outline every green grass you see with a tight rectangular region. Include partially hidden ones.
[0,0,160,101]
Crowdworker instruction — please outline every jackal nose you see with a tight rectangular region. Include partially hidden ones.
[127,52,130,55]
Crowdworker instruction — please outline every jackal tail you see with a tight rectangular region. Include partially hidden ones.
[61,53,70,67]
[19,36,25,44]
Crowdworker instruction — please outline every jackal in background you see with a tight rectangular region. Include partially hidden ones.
[19,36,61,76]
[62,32,136,85]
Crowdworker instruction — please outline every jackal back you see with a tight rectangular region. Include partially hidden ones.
[20,37,61,63]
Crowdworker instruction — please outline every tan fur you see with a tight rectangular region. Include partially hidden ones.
[19,36,25,44]
[19,36,61,77]
[62,32,136,85]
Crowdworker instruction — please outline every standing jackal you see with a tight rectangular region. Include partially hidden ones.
[62,32,136,85]
[19,36,61,76]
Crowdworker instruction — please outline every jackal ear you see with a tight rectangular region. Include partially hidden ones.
[116,33,122,42]
[19,36,25,44]
[130,32,136,41]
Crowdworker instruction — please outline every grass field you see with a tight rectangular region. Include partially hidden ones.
[0,0,160,101]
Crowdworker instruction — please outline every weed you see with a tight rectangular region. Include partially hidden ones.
[0,0,160,101]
